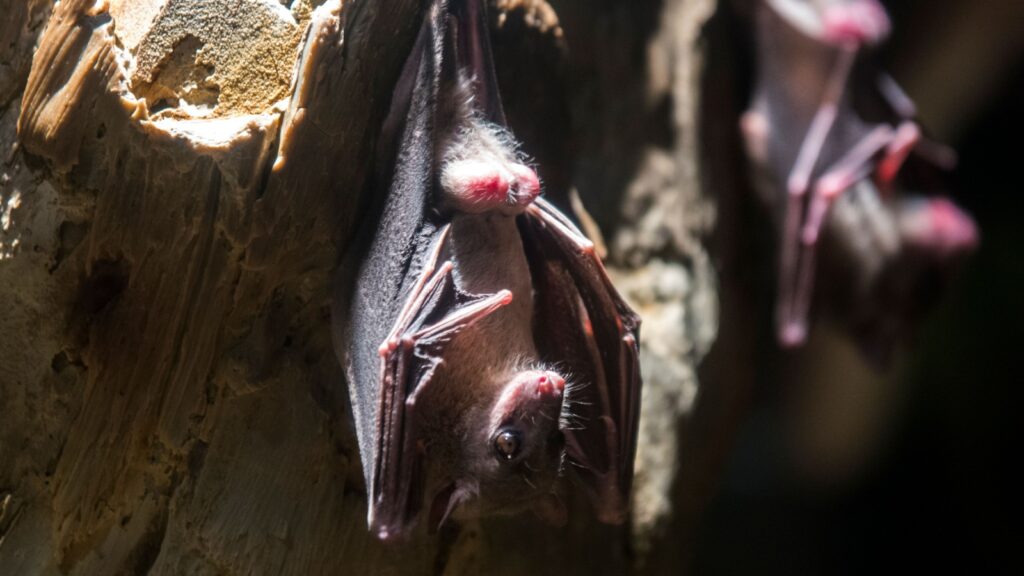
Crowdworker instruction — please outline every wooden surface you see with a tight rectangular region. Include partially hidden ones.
[0,0,721,573]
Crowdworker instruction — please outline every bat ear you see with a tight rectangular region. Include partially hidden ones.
[563,415,631,525]
[531,493,568,527]
[518,200,642,527]
[427,481,472,533]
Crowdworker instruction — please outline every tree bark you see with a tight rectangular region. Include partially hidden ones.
[0,0,722,573]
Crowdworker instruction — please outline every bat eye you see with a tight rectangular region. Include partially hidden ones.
[493,429,522,460]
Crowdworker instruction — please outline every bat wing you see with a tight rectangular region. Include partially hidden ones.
[368,226,512,539]
[518,199,642,524]
[333,0,441,521]
[752,2,884,196]
[334,0,516,538]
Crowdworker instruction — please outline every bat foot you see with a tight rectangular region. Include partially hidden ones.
[821,0,890,45]
[441,160,541,215]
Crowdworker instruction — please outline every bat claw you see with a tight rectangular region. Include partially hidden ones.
[378,339,399,356]
[497,289,513,305]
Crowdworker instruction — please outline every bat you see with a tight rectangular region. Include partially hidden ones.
[740,0,977,349]
[332,0,641,540]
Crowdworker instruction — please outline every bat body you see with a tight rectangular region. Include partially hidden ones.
[741,0,977,349]
[333,0,640,539]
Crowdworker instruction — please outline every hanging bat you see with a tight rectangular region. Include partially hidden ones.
[332,0,641,540]
[740,0,977,349]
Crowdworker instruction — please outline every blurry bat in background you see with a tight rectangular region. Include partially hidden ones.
[740,0,978,351]
[332,0,641,540]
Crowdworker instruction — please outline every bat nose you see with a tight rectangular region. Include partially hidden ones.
[535,372,565,397]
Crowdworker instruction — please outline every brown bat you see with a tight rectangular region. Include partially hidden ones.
[332,0,641,540]
[740,0,977,349]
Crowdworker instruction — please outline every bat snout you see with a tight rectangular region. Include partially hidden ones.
[514,370,565,406]
[532,372,566,398]
[491,370,566,426]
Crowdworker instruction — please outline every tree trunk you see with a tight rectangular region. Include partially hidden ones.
[0,0,723,573]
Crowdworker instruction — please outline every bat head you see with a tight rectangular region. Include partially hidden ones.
[897,197,978,258]
[817,193,978,364]
[426,368,569,529]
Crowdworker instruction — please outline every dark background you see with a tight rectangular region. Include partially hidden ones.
[695,1,1022,573]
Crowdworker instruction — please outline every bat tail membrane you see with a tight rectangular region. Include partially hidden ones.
[519,199,642,524]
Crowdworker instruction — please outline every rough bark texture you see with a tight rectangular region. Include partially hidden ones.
[1,0,721,573]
